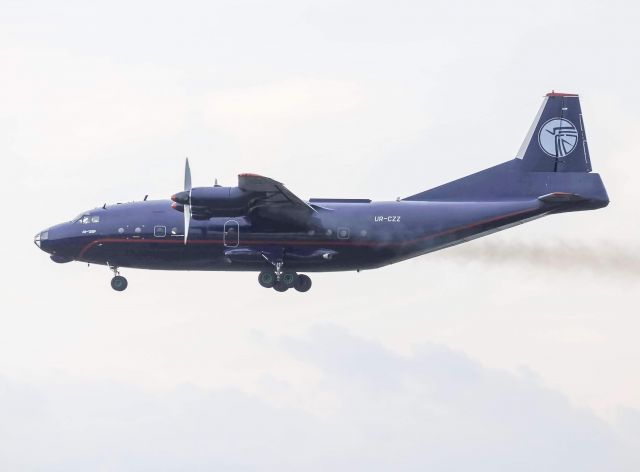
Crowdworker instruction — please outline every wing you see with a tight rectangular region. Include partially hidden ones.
[238,173,317,226]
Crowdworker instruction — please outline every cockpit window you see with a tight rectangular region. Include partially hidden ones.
[74,215,100,224]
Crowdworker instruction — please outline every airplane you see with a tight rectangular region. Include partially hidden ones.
[34,92,609,293]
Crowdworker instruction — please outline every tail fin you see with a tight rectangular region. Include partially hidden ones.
[403,92,608,206]
[516,92,591,172]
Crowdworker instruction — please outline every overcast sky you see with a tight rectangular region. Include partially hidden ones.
[2,0,640,470]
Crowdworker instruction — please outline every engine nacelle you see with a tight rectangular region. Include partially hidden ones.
[171,187,256,216]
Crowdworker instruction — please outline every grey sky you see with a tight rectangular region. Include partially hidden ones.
[1,326,637,470]
[2,0,640,470]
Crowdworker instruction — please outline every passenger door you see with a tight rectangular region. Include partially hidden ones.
[223,220,239,247]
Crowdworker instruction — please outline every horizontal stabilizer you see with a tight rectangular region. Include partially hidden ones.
[538,192,587,203]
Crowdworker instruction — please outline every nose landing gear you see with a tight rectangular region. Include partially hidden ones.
[109,264,128,292]
[111,275,128,291]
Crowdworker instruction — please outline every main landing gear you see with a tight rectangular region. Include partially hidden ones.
[258,267,312,293]
[109,265,128,292]
[257,254,312,293]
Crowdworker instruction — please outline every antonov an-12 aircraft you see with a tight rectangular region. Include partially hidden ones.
[35,92,609,293]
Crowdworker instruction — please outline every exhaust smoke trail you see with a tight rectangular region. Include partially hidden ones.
[443,239,640,277]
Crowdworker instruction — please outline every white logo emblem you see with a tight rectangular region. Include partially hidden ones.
[538,118,579,158]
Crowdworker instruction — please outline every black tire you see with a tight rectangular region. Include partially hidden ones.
[111,275,128,292]
[281,271,298,288]
[294,274,312,292]
[273,281,289,292]
[258,271,276,288]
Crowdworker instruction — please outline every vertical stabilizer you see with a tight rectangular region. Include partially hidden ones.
[516,92,591,172]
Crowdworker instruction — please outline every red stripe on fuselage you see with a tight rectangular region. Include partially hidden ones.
[77,206,540,259]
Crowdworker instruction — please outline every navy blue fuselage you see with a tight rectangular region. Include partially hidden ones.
[37,160,608,273]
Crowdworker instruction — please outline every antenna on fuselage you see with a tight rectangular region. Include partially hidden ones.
[214,178,221,187]
[144,195,148,201]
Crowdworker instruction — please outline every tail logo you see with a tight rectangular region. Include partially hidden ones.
[538,118,579,158]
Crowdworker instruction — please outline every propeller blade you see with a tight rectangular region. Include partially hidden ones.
[184,203,190,245]
[184,158,192,191]
[183,158,192,244]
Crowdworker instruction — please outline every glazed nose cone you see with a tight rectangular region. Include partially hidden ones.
[34,229,50,251]
[34,226,75,263]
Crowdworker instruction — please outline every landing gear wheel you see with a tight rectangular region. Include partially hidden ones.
[111,275,128,292]
[294,274,312,292]
[258,271,276,288]
[281,271,298,288]
[273,281,289,292]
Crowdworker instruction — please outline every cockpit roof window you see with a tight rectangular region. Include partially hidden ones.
[73,214,100,224]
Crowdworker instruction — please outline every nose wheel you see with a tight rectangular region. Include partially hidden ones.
[111,275,128,291]
[108,264,128,292]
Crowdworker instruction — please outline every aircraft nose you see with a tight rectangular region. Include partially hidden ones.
[34,225,75,263]
[34,229,50,250]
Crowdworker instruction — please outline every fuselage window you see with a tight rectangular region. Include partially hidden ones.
[338,228,350,239]
[154,226,167,238]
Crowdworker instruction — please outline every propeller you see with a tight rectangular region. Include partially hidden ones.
[183,158,192,245]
